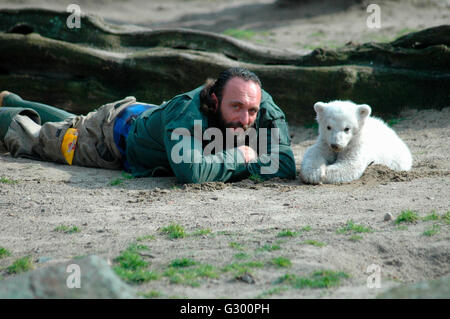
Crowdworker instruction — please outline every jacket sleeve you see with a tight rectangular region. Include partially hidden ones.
[163,125,250,184]
[247,118,297,181]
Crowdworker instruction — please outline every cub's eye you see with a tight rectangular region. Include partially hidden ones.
[344,127,350,132]
[327,126,331,130]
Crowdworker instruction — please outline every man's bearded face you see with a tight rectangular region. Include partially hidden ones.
[214,77,261,146]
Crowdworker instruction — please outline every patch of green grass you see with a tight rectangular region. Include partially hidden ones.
[114,267,160,283]
[192,228,212,236]
[0,177,18,184]
[170,258,197,268]
[161,224,186,239]
[249,174,264,183]
[256,286,289,298]
[349,235,363,242]
[442,212,450,225]
[257,244,281,252]
[223,28,267,40]
[270,257,292,268]
[387,118,404,127]
[337,220,373,234]
[423,224,440,237]
[0,247,11,259]
[234,252,251,260]
[138,290,162,299]
[7,256,33,274]
[301,226,312,232]
[423,212,440,221]
[110,178,123,186]
[277,229,299,238]
[164,264,219,287]
[302,240,326,247]
[276,270,349,289]
[396,28,418,38]
[53,225,80,234]
[229,242,244,250]
[222,261,264,276]
[113,247,159,284]
[395,210,420,224]
[136,235,156,242]
[308,31,325,38]
[121,172,134,180]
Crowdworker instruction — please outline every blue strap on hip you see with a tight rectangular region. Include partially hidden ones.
[113,103,156,170]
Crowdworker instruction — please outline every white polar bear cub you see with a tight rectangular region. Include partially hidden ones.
[300,100,412,184]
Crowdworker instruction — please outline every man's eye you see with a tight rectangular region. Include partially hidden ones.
[327,126,331,130]
[249,109,257,115]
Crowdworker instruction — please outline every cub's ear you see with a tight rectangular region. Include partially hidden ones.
[313,102,327,114]
[357,104,371,119]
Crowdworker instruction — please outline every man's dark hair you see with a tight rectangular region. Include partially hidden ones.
[200,67,262,116]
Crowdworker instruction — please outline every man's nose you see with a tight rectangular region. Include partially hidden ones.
[239,111,250,126]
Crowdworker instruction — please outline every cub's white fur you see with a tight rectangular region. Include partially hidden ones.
[300,100,412,184]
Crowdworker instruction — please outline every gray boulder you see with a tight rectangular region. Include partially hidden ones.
[0,255,137,298]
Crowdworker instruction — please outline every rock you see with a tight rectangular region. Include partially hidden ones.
[236,272,255,284]
[377,275,450,299]
[0,255,137,299]
[384,213,393,221]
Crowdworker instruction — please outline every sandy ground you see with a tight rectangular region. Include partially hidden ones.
[0,0,449,299]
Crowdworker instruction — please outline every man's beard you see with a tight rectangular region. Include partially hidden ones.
[216,109,255,148]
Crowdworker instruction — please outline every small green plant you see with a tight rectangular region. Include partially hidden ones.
[442,212,450,225]
[395,210,420,224]
[110,178,123,186]
[53,225,80,234]
[234,252,251,260]
[257,244,281,252]
[422,212,440,221]
[7,256,33,274]
[270,257,292,268]
[113,247,159,284]
[0,177,18,184]
[387,118,404,127]
[192,228,212,236]
[337,220,373,234]
[276,270,349,289]
[222,261,264,276]
[423,224,440,237]
[161,224,186,239]
[249,174,264,183]
[121,172,134,180]
[349,235,363,242]
[301,226,312,232]
[277,229,299,238]
[170,258,197,268]
[302,240,326,247]
[136,235,156,242]
[223,28,257,40]
[0,247,11,259]
[256,286,289,298]
[164,263,219,287]
[229,242,244,250]
[138,290,162,299]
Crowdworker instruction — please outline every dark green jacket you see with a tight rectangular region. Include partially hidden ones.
[126,86,296,183]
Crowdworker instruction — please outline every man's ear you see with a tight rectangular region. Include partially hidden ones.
[357,104,371,120]
[211,93,219,113]
[313,102,327,114]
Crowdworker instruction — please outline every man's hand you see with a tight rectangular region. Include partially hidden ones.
[237,145,257,163]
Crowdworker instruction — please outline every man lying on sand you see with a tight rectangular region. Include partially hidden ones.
[0,67,296,183]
